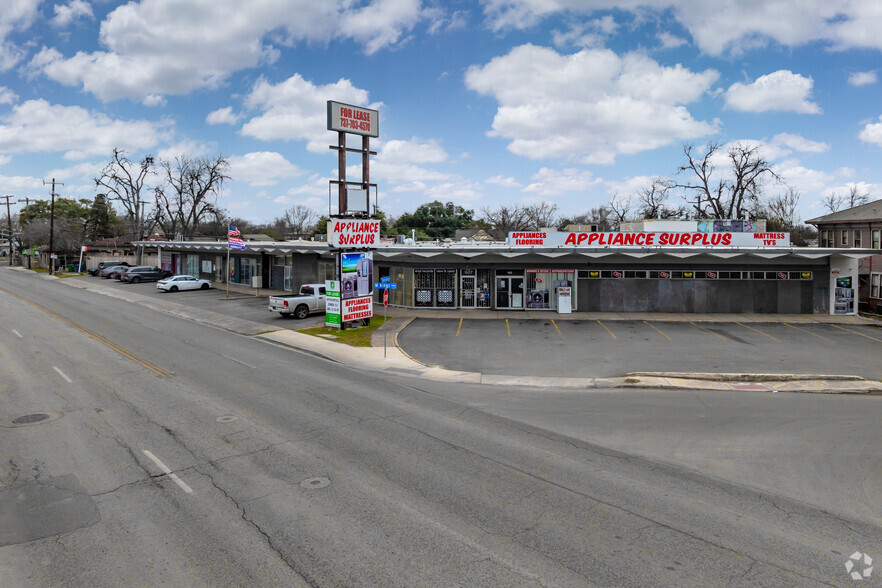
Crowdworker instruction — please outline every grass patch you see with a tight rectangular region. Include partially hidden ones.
[298,315,390,347]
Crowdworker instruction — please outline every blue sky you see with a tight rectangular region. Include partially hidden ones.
[1,0,882,226]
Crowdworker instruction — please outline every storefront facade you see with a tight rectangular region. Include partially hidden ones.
[144,235,875,315]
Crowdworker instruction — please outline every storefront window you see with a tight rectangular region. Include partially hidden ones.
[186,254,198,277]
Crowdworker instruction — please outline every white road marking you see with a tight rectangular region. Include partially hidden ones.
[12,329,22,338]
[142,450,194,494]
[220,353,255,369]
[53,366,72,383]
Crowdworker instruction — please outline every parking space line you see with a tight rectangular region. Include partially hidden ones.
[505,318,511,338]
[456,317,463,337]
[690,321,727,341]
[551,319,564,339]
[643,320,672,341]
[597,320,616,340]
[735,322,780,342]
[12,329,22,338]
[830,324,882,344]
[783,322,836,344]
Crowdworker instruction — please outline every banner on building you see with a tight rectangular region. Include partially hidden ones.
[508,231,790,247]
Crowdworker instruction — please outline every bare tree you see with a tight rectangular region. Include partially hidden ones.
[634,178,686,220]
[822,184,870,213]
[480,204,530,237]
[558,206,614,231]
[764,188,801,229]
[607,194,632,229]
[523,202,559,230]
[673,141,782,219]
[154,155,230,239]
[275,204,318,238]
[94,148,155,240]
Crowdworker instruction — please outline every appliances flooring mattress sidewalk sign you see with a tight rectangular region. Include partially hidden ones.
[325,278,373,326]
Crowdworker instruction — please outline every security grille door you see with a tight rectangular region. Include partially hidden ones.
[461,276,476,307]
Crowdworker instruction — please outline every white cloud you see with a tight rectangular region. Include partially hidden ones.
[858,116,882,146]
[32,0,424,102]
[465,44,718,165]
[206,107,240,125]
[376,137,447,164]
[848,71,877,86]
[0,0,40,71]
[51,0,94,28]
[725,70,821,114]
[552,16,617,48]
[657,31,688,49]
[0,86,17,105]
[486,175,522,188]
[241,74,380,153]
[0,99,169,160]
[523,167,602,196]
[774,159,836,194]
[44,161,104,181]
[285,174,335,198]
[0,173,43,193]
[480,1,882,56]
[770,132,829,153]
[424,181,484,202]
[0,154,10,166]
[228,151,304,186]
[142,94,166,107]
[155,140,214,161]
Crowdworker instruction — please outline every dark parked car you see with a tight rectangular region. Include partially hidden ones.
[120,266,173,283]
[89,260,130,276]
[99,264,130,278]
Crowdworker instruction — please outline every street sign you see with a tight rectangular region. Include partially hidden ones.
[374,282,397,289]
[383,289,388,307]
[380,276,391,283]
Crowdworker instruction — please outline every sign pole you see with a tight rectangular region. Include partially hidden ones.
[384,294,387,358]
[225,247,230,299]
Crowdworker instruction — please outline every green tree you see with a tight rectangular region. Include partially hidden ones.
[392,201,474,239]
[85,193,119,240]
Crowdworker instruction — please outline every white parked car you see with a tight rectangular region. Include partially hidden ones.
[156,275,212,292]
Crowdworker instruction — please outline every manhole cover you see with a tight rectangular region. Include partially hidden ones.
[300,477,331,489]
[216,415,238,423]
[12,413,50,425]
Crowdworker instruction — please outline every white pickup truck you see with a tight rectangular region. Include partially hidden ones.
[268,284,327,319]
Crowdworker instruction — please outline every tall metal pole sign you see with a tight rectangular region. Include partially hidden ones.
[326,100,380,330]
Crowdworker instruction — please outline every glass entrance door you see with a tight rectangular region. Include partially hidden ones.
[496,276,524,309]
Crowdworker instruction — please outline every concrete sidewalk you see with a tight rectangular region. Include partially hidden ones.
[40,268,882,395]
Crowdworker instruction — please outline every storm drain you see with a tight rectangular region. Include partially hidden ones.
[300,477,331,489]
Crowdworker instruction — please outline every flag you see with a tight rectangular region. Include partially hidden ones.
[228,225,246,250]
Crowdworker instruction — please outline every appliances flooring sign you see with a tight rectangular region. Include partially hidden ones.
[327,101,379,137]
[328,219,381,248]
[509,231,790,247]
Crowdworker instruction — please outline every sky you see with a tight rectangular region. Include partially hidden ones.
[2,0,882,227]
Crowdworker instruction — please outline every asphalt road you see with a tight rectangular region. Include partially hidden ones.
[399,317,882,379]
[1,267,881,586]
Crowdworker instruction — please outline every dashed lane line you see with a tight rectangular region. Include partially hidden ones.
[53,366,72,383]
[142,450,194,494]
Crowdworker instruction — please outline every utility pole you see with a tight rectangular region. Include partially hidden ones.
[17,197,31,269]
[43,179,63,275]
[1,195,13,266]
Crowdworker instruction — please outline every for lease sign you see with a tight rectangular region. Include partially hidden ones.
[328,218,381,248]
[508,231,790,247]
[327,101,379,137]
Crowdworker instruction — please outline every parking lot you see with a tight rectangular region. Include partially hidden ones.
[398,317,882,379]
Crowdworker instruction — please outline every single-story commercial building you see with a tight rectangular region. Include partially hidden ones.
[140,224,875,315]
